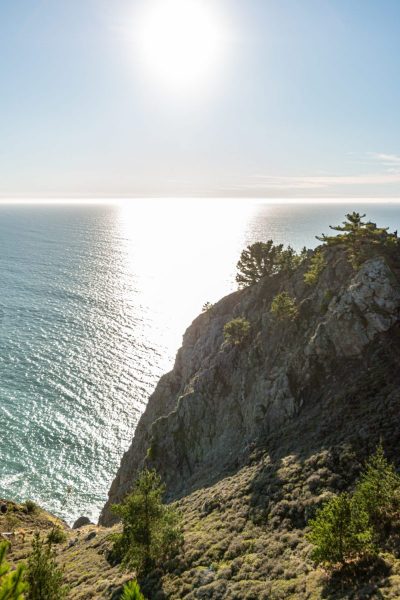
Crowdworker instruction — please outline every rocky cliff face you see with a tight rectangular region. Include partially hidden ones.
[100,247,400,526]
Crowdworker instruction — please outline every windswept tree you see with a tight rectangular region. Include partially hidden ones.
[112,469,183,575]
[236,241,305,288]
[317,212,399,268]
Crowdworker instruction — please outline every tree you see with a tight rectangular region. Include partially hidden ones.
[112,469,183,575]
[317,212,398,268]
[121,580,145,600]
[304,249,326,285]
[223,317,251,345]
[236,241,283,287]
[0,542,27,600]
[26,533,68,600]
[307,493,374,567]
[354,445,400,534]
[270,292,298,321]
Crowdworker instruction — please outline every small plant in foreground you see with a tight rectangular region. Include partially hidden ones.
[270,292,298,321]
[112,469,183,575]
[0,541,27,599]
[121,580,146,600]
[26,532,68,600]
[223,317,251,346]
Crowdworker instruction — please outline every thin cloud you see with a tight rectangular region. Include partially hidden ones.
[229,172,400,191]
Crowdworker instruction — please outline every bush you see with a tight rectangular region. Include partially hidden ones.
[46,527,67,545]
[270,292,298,321]
[304,250,326,285]
[24,500,38,514]
[0,541,27,599]
[236,241,306,288]
[223,318,251,345]
[112,469,183,575]
[121,580,146,600]
[26,532,69,600]
[307,493,374,567]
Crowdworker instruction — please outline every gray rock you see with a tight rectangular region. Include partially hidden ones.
[72,516,92,529]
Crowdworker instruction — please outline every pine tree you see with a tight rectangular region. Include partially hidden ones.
[354,444,400,534]
[316,212,398,268]
[0,542,27,600]
[26,533,68,600]
[307,493,374,567]
[112,469,183,575]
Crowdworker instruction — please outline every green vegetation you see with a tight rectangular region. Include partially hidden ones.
[236,241,305,288]
[270,292,298,321]
[26,533,68,600]
[202,302,214,313]
[307,493,374,566]
[46,527,67,545]
[121,580,146,600]
[317,211,399,268]
[23,501,38,515]
[308,446,400,569]
[112,469,183,575]
[0,542,27,599]
[304,249,326,285]
[223,317,251,345]
[354,444,400,537]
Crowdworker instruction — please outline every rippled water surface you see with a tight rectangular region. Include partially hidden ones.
[1,199,399,523]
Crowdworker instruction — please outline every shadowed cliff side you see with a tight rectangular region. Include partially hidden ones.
[100,244,400,526]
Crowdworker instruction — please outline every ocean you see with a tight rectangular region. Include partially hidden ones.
[1,199,399,524]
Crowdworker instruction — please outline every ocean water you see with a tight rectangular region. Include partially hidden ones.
[1,199,399,524]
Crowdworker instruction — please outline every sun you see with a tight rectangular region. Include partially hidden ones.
[134,0,228,94]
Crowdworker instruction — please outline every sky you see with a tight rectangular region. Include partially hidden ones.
[0,0,400,199]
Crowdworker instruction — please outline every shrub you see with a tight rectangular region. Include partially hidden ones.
[121,580,146,600]
[307,492,374,567]
[112,469,183,575]
[46,527,67,545]
[223,318,251,345]
[24,500,38,514]
[0,541,27,599]
[26,532,69,600]
[304,250,326,285]
[236,241,306,288]
[270,292,298,321]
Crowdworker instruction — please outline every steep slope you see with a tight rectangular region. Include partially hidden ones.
[101,246,400,526]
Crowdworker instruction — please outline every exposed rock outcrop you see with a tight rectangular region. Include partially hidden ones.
[100,247,400,525]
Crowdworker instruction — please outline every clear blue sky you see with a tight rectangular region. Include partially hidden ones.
[1,0,400,198]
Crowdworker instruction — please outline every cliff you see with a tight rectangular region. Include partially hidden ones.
[100,245,400,526]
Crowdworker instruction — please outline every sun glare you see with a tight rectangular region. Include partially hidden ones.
[134,0,228,94]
